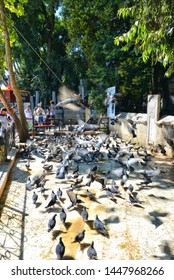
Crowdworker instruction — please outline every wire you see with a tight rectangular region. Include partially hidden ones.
[3,11,64,85]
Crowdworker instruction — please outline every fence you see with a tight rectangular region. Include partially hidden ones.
[0,123,15,166]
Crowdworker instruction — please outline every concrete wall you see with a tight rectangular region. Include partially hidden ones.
[109,112,174,158]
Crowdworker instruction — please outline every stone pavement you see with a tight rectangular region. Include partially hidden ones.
[0,135,174,260]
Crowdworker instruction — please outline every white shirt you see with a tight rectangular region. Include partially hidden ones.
[25,108,33,119]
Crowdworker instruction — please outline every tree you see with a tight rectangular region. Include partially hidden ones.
[0,0,29,142]
[10,0,79,102]
[114,0,174,114]
[61,0,130,114]
[115,0,174,76]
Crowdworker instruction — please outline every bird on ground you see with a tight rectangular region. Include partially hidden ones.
[45,196,57,208]
[40,185,46,195]
[32,191,38,204]
[94,215,108,237]
[51,190,57,201]
[87,241,98,260]
[60,208,67,226]
[86,189,95,198]
[81,207,89,221]
[25,160,31,171]
[73,230,85,243]
[56,166,65,179]
[110,180,121,194]
[129,193,140,204]
[48,214,57,232]
[55,237,65,260]
[120,174,128,187]
[30,172,46,188]
[43,164,53,172]
[141,168,162,179]
[66,189,84,209]
[91,165,98,173]
[127,184,134,193]
[73,165,79,174]
[106,188,116,201]
[25,176,32,191]
[57,188,63,200]
[86,174,95,187]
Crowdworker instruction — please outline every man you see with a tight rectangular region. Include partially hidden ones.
[0,107,12,127]
[49,100,56,125]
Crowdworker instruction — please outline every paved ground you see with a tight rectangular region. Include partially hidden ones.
[0,133,174,260]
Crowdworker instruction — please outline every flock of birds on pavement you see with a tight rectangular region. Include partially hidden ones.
[18,129,165,260]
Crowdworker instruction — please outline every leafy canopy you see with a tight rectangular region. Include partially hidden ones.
[114,0,174,77]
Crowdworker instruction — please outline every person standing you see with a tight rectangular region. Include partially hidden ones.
[24,104,33,130]
[49,100,56,125]
[34,103,45,126]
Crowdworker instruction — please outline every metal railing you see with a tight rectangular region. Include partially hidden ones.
[0,123,15,166]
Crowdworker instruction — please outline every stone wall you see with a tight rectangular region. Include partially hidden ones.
[109,112,174,158]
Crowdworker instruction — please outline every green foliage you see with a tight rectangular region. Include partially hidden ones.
[61,0,131,114]
[115,0,174,77]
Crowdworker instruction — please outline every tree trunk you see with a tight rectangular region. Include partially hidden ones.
[0,0,29,142]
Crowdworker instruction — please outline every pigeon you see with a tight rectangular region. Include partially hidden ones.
[30,172,46,188]
[57,188,63,200]
[32,191,38,204]
[60,208,67,225]
[87,241,98,260]
[81,207,89,221]
[94,215,108,237]
[86,189,95,198]
[25,160,31,171]
[25,176,32,191]
[127,184,134,193]
[45,196,57,208]
[142,168,161,179]
[48,214,57,232]
[129,193,139,204]
[66,189,84,209]
[55,237,65,260]
[51,190,57,201]
[86,174,95,187]
[106,188,115,200]
[43,164,53,172]
[73,165,79,174]
[73,230,85,243]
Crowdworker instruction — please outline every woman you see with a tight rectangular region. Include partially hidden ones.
[34,103,45,125]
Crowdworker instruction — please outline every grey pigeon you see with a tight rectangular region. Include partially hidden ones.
[60,208,67,225]
[66,189,84,209]
[86,189,95,198]
[87,241,98,260]
[81,207,89,221]
[30,172,46,188]
[55,237,65,260]
[43,164,53,171]
[57,188,63,200]
[129,193,139,204]
[51,190,57,201]
[73,230,85,243]
[45,196,57,208]
[32,191,38,204]
[128,184,134,193]
[26,176,32,191]
[142,168,161,179]
[94,215,108,237]
[48,214,57,232]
